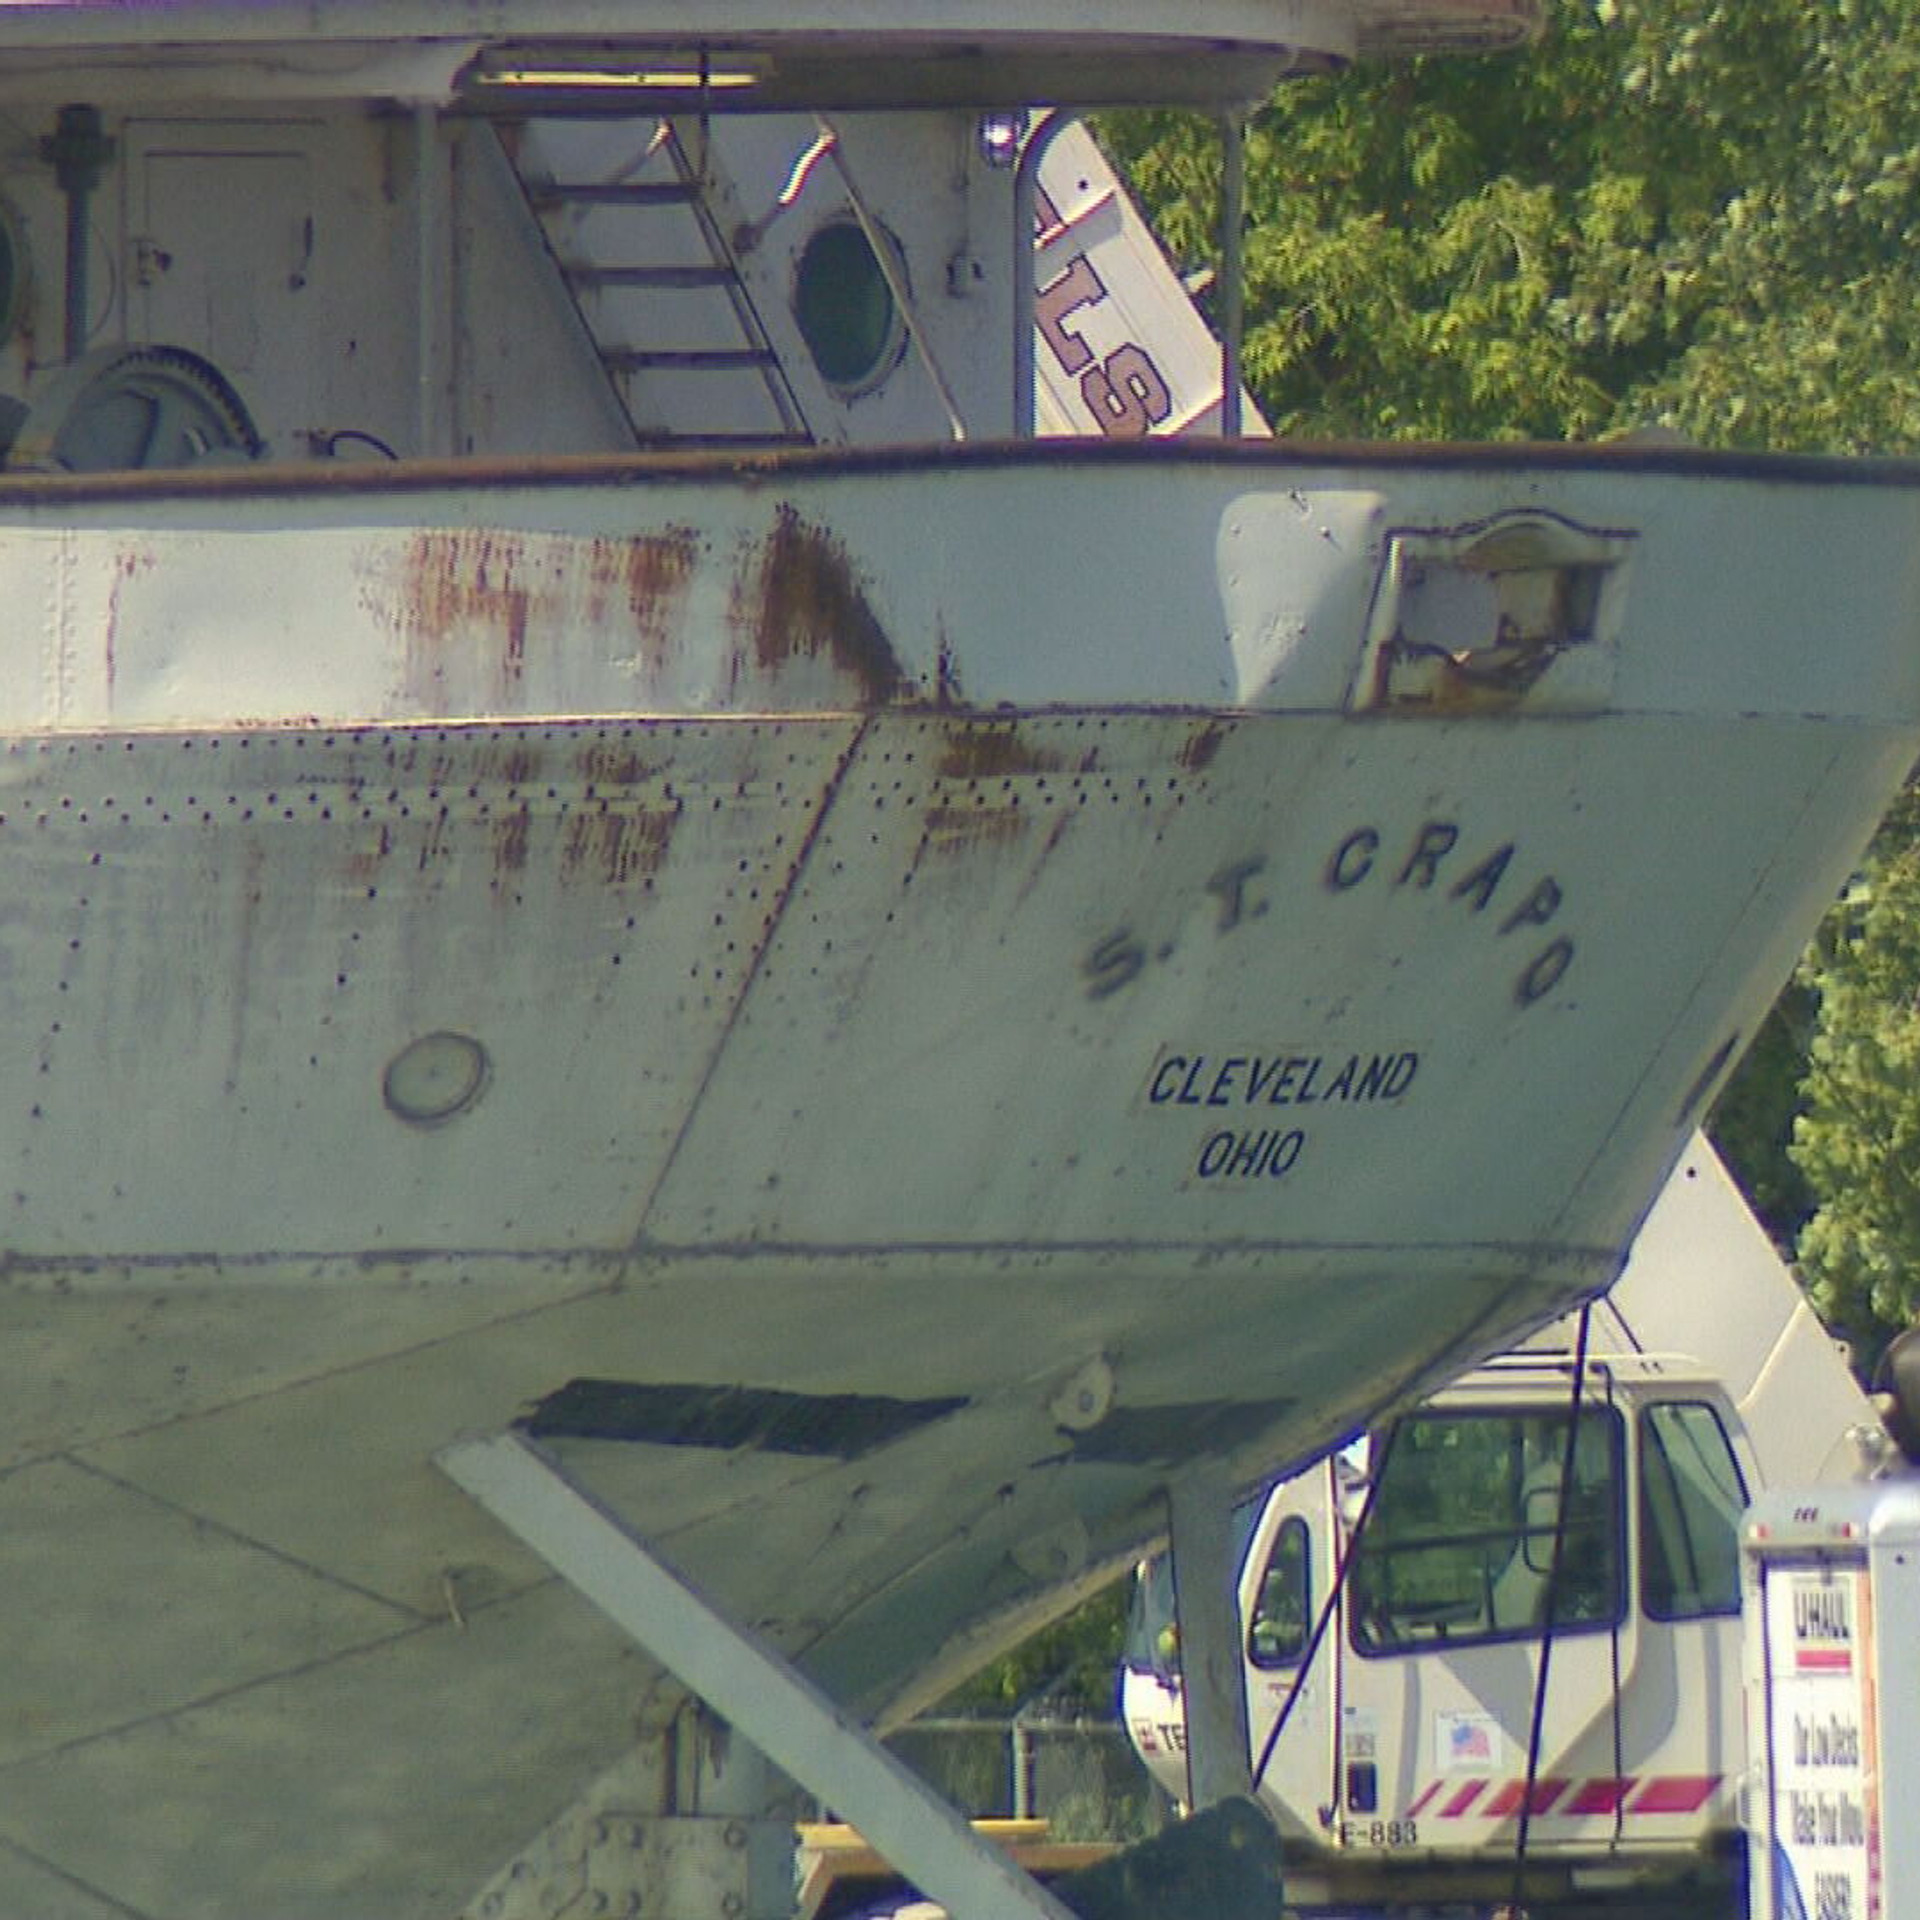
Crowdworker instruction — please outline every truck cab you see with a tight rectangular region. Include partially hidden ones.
[1121,1136,1877,1909]
[1127,1354,1757,1896]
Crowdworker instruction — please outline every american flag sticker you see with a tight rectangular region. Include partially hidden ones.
[1435,1710,1503,1773]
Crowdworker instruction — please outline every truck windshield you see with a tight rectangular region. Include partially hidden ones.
[1349,1406,1624,1655]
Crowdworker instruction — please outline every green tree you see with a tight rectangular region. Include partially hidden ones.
[1101,0,1920,452]
[1792,788,1920,1360]
[942,1582,1131,1715]
[1703,984,1817,1249]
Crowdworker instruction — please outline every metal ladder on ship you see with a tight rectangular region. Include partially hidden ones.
[514,117,812,449]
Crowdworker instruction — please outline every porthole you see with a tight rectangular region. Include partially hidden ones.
[384,1030,490,1126]
[792,217,906,396]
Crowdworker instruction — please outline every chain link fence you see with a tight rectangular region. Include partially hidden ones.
[885,1708,1173,1844]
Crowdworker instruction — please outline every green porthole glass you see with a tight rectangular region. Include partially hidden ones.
[792,218,902,394]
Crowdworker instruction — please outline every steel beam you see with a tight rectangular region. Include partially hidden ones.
[438,1431,1077,1920]
[1166,1468,1254,1808]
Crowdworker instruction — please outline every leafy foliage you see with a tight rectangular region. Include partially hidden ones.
[1792,788,1920,1359]
[1101,0,1920,452]
[1703,984,1817,1250]
[941,1582,1131,1715]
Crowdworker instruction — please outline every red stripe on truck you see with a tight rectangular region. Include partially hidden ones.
[1562,1776,1636,1816]
[1482,1777,1568,1818]
[1628,1775,1721,1815]
[1402,1774,1717,1821]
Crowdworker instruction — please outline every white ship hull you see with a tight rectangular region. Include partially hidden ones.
[0,440,1911,1911]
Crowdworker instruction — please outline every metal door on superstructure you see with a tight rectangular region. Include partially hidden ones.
[125,121,318,449]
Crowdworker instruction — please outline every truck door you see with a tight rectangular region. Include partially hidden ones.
[1320,1390,1747,1866]
[1240,1488,1329,1841]
[1238,1464,1336,1841]
[1122,1484,1331,1837]
[1333,1401,1638,1858]
[1631,1396,1750,1841]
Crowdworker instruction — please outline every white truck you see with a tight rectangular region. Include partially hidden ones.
[1121,1135,1882,1915]
[1739,1321,1920,1920]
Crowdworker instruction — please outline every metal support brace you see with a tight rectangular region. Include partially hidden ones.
[438,1432,1077,1920]
[414,104,451,455]
[1166,1468,1253,1808]
[1217,112,1246,440]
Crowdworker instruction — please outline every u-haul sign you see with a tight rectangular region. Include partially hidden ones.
[1741,1483,1920,1920]
[1760,1565,1880,1920]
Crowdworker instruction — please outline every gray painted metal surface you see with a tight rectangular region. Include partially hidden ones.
[0,1,1543,71]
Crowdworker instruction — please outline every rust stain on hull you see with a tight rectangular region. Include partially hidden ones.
[493,802,533,877]
[342,827,393,884]
[1179,720,1229,771]
[935,726,1063,781]
[733,504,906,706]
[577,745,665,787]
[385,527,699,712]
[377,514,905,715]
[400,530,532,700]
[332,794,678,891]
[919,802,1031,858]
[103,544,159,707]
[494,746,542,786]
[560,804,681,886]
[921,722,1092,869]
[590,528,702,663]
